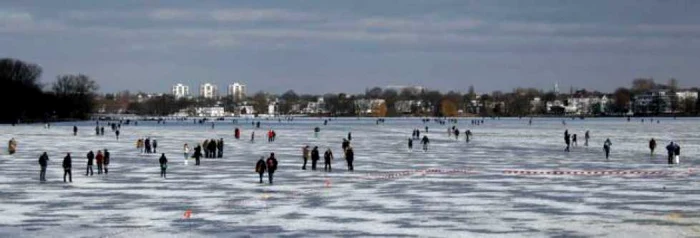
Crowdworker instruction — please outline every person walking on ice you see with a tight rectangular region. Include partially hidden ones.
[8,138,17,155]
[649,138,656,157]
[421,136,430,152]
[255,156,267,183]
[311,146,320,171]
[38,152,49,182]
[96,150,104,174]
[86,151,94,176]
[193,144,203,166]
[159,153,168,178]
[564,130,571,152]
[603,138,612,159]
[408,138,413,151]
[266,153,278,184]
[63,153,72,183]
[302,145,310,170]
[324,148,333,172]
[103,149,110,174]
[345,147,354,171]
[183,143,190,165]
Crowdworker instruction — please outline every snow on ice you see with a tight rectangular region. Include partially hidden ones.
[0,117,698,237]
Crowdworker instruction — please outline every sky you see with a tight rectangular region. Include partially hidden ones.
[1,0,699,95]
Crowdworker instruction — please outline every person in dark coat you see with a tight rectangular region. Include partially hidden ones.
[666,142,675,164]
[159,153,168,178]
[115,130,120,140]
[266,153,278,184]
[324,148,333,172]
[86,151,94,176]
[408,138,413,151]
[454,128,460,140]
[564,133,571,152]
[208,139,217,158]
[348,132,352,141]
[101,127,105,136]
[649,138,656,156]
[342,139,350,152]
[145,138,151,154]
[421,136,430,151]
[572,134,578,147]
[465,130,472,143]
[153,139,158,153]
[255,156,267,183]
[235,128,240,139]
[603,138,612,159]
[63,153,72,183]
[311,146,320,170]
[193,144,202,166]
[73,126,78,136]
[345,147,354,171]
[39,152,49,182]
[217,138,224,158]
[95,126,100,135]
[103,149,110,174]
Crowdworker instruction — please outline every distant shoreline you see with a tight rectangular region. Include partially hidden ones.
[2,114,698,125]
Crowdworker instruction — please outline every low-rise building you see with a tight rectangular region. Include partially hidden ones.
[354,99,386,115]
[634,90,672,114]
[195,107,225,117]
[303,97,327,114]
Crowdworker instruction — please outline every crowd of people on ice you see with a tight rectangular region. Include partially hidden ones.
[561,128,682,164]
[2,116,692,184]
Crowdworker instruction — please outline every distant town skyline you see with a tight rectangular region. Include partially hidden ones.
[3,0,700,94]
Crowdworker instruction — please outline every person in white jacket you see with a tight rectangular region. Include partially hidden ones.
[183,143,191,165]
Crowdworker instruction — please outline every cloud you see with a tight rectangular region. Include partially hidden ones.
[634,24,700,34]
[148,9,196,21]
[0,11,32,22]
[4,7,699,53]
[321,17,482,33]
[62,11,141,20]
[147,8,317,22]
[209,8,317,22]
[0,11,67,33]
[497,22,602,34]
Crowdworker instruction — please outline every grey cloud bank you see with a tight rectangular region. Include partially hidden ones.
[1,0,699,94]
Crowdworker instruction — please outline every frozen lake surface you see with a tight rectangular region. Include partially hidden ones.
[0,117,699,237]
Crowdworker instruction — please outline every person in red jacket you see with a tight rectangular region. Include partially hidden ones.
[96,150,104,174]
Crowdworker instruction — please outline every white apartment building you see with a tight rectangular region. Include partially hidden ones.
[676,91,699,101]
[200,83,218,99]
[227,83,247,100]
[171,83,189,98]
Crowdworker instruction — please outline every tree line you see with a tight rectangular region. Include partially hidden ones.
[125,80,699,117]
[0,58,99,123]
